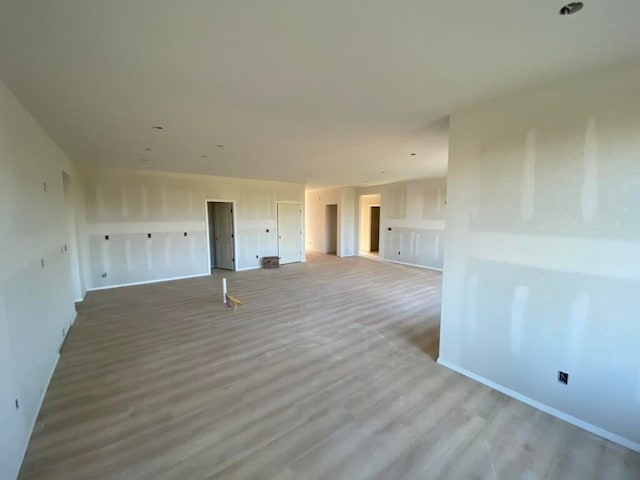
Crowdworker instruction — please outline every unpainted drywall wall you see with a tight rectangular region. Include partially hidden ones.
[0,79,81,479]
[80,167,305,288]
[305,187,355,257]
[356,178,446,270]
[441,61,640,448]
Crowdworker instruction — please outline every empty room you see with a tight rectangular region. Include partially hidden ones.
[1,1,639,479]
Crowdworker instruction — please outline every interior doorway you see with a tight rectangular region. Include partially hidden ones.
[359,193,381,257]
[325,204,338,255]
[206,201,236,271]
[369,206,380,254]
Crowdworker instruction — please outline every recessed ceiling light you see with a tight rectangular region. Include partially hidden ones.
[152,125,164,130]
[559,2,584,15]
[410,153,417,156]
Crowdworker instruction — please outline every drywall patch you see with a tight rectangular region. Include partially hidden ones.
[521,128,536,220]
[510,285,530,357]
[581,117,599,222]
[464,273,479,345]
[567,293,589,372]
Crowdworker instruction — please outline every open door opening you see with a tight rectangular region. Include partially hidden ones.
[206,201,235,271]
[369,206,380,254]
[325,204,338,255]
[359,193,381,258]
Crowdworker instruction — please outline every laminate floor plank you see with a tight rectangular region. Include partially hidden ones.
[18,254,639,479]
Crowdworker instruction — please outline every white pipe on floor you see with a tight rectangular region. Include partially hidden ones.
[222,277,227,303]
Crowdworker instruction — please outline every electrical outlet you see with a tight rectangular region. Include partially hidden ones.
[558,371,569,385]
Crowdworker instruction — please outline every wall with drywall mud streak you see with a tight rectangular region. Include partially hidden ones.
[356,177,446,269]
[440,61,640,447]
[81,167,304,288]
[0,79,80,479]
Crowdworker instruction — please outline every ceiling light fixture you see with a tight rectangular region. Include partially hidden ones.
[559,2,584,15]
[410,153,416,156]
[216,144,224,148]
[152,125,164,130]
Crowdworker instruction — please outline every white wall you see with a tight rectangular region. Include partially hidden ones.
[356,178,446,270]
[0,80,81,479]
[305,187,356,257]
[79,166,305,288]
[440,61,640,450]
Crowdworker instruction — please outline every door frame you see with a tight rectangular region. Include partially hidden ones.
[325,204,339,255]
[204,199,238,272]
[276,201,303,263]
[369,204,381,253]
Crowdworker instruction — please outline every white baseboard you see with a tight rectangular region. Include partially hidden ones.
[384,258,443,272]
[17,351,60,479]
[236,266,261,272]
[87,272,210,292]
[437,358,640,453]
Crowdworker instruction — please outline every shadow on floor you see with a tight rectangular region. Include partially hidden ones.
[402,324,441,361]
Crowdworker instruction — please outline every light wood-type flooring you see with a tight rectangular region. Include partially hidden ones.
[19,254,640,479]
